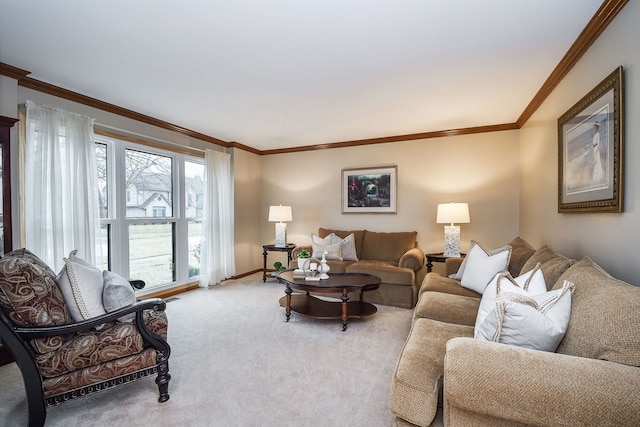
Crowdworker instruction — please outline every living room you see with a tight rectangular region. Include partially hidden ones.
[1,1,639,425]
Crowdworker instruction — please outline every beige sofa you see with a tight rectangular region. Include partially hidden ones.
[290,228,426,309]
[390,237,640,426]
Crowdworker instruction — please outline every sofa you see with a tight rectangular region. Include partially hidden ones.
[290,228,426,309]
[389,237,640,426]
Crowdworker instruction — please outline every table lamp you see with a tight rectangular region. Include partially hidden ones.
[436,202,470,257]
[268,205,292,248]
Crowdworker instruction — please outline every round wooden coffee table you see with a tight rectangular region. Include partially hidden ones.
[276,270,381,331]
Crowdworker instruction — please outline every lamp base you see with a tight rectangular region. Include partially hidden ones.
[443,225,461,258]
[274,222,287,248]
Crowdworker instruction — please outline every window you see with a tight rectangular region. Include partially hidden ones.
[95,136,204,290]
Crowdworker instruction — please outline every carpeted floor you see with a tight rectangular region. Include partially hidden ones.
[0,273,416,426]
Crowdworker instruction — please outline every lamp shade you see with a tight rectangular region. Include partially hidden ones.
[268,205,292,222]
[436,203,470,224]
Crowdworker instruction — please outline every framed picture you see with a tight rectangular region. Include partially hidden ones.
[342,166,397,213]
[558,66,624,213]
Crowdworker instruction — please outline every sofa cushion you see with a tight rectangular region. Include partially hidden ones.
[419,273,481,299]
[319,228,366,259]
[102,270,137,322]
[311,241,342,260]
[360,231,417,263]
[520,245,574,289]
[459,242,511,294]
[56,253,107,322]
[553,257,640,367]
[330,233,359,261]
[476,280,574,352]
[506,237,536,277]
[474,265,547,337]
[346,261,414,286]
[390,318,474,427]
[414,291,480,326]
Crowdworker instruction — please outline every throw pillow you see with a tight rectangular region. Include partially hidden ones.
[450,240,511,280]
[312,233,333,246]
[474,263,547,337]
[311,242,342,260]
[55,251,106,322]
[459,242,512,294]
[103,270,137,322]
[476,280,574,352]
[330,233,358,261]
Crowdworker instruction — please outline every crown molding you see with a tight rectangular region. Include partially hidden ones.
[260,123,519,155]
[517,0,628,127]
[0,0,627,154]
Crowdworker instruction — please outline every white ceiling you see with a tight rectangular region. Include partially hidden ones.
[1,0,604,151]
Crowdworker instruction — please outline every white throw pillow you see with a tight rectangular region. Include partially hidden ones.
[55,251,106,322]
[311,233,333,246]
[474,264,546,337]
[451,240,510,280]
[460,242,512,294]
[103,270,137,322]
[312,242,342,260]
[330,233,358,261]
[476,280,575,352]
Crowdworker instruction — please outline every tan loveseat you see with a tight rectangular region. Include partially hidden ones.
[290,228,426,309]
[390,237,640,426]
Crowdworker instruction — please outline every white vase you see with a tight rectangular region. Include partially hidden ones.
[297,257,308,271]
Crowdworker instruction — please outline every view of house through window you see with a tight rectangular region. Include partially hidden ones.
[95,137,204,289]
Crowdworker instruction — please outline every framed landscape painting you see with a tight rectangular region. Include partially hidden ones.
[342,166,397,213]
[558,66,623,213]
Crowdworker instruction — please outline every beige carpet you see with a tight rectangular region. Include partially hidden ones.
[0,273,417,426]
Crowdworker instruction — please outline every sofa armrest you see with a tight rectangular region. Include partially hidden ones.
[444,337,640,426]
[444,257,464,276]
[398,247,425,271]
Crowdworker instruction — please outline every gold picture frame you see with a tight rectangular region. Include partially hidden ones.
[558,66,623,213]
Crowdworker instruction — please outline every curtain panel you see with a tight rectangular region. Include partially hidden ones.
[199,149,235,287]
[22,101,101,272]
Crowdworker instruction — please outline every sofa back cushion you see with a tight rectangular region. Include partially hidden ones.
[506,237,536,277]
[319,228,365,259]
[553,257,640,367]
[361,231,417,263]
[520,245,574,290]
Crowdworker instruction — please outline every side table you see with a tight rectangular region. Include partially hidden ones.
[425,252,466,273]
[262,243,297,282]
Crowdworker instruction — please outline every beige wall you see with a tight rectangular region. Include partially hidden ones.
[256,130,521,267]
[519,0,639,284]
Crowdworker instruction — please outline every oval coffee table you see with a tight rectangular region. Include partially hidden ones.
[276,270,381,331]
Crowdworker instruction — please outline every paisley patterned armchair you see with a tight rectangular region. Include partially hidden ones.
[0,249,171,427]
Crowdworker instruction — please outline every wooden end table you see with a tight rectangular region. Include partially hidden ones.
[276,270,381,331]
[262,243,296,282]
[425,252,466,273]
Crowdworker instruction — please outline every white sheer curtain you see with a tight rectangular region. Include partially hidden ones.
[23,101,101,272]
[199,149,236,287]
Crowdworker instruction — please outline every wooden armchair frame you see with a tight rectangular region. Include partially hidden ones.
[0,294,171,427]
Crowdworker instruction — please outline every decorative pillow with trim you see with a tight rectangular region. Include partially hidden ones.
[476,280,575,352]
[55,251,106,322]
[330,233,358,261]
[311,233,333,246]
[311,242,342,260]
[458,241,512,294]
[474,263,547,338]
[103,270,137,322]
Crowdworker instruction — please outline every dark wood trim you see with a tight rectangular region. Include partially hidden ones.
[18,76,232,149]
[137,282,200,300]
[261,123,520,155]
[517,0,628,127]
[0,116,18,254]
[0,1,626,154]
[0,63,30,80]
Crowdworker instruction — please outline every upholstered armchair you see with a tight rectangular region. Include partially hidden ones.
[0,249,171,427]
